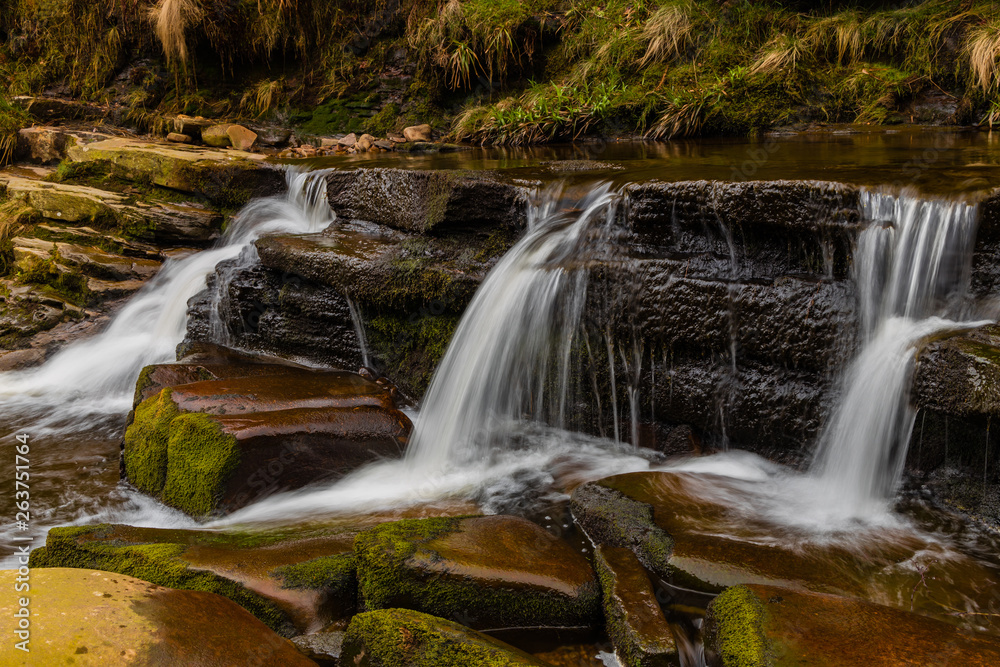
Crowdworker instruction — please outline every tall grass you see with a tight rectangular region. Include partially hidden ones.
[149,0,203,70]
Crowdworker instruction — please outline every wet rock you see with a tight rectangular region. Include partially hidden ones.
[30,522,359,636]
[357,133,375,151]
[172,114,214,139]
[202,123,234,147]
[65,137,285,207]
[0,347,47,371]
[228,124,259,151]
[326,168,528,233]
[122,366,410,516]
[12,236,160,281]
[913,324,1000,418]
[0,568,318,666]
[354,515,601,631]
[292,631,345,666]
[703,584,1000,667]
[167,132,192,144]
[342,608,548,667]
[11,95,105,121]
[403,123,432,142]
[15,126,69,163]
[254,126,293,147]
[338,133,357,148]
[594,545,679,667]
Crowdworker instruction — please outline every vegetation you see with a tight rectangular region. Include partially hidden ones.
[2,1,1000,142]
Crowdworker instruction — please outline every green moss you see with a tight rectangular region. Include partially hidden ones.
[342,608,545,667]
[29,524,292,636]
[366,311,461,396]
[367,102,402,136]
[706,585,772,667]
[272,553,357,596]
[123,389,241,518]
[132,365,157,407]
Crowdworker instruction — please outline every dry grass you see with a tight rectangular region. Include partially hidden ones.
[750,34,804,75]
[639,2,695,67]
[966,20,1000,91]
[149,0,203,69]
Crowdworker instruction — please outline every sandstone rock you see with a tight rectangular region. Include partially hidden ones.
[167,132,193,143]
[321,138,338,148]
[30,522,359,636]
[123,367,411,516]
[326,168,529,233]
[0,347,47,371]
[0,568,318,666]
[374,139,393,150]
[704,584,1000,667]
[357,133,376,151]
[292,631,345,666]
[12,236,160,281]
[595,545,679,667]
[173,114,214,139]
[202,124,235,147]
[15,126,68,163]
[254,126,293,147]
[387,133,406,143]
[227,124,259,151]
[342,609,547,667]
[338,133,357,148]
[354,515,601,630]
[64,137,285,207]
[403,123,432,142]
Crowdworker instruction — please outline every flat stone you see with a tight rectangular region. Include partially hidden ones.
[12,95,105,121]
[403,123,432,142]
[325,168,528,233]
[374,139,393,150]
[595,545,679,667]
[202,124,234,148]
[12,236,160,281]
[338,133,357,148]
[704,584,1000,667]
[173,114,213,139]
[292,631,345,665]
[0,568,318,666]
[228,124,259,151]
[1,174,124,222]
[123,366,411,516]
[342,608,547,666]
[354,515,601,631]
[166,132,193,143]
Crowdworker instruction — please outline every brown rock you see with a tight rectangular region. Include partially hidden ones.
[357,133,376,151]
[0,568,318,666]
[201,124,234,148]
[166,132,193,144]
[227,124,259,151]
[15,126,68,164]
[173,114,213,139]
[387,133,406,143]
[374,139,393,150]
[338,133,357,148]
[403,124,432,142]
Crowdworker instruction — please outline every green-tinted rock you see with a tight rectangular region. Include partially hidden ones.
[914,324,1000,418]
[594,545,679,667]
[0,568,318,666]
[354,515,600,631]
[704,584,1000,667]
[341,608,548,667]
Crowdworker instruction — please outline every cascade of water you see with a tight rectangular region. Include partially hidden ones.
[406,183,620,471]
[0,168,333,427]
[811,189,986,518]
[345,295,371,368]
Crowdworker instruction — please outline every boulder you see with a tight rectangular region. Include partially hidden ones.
[30,522,359,635]
[166,132,192,144]
[122,366,411,516]
[173,114,214,139]
[913,324,1000,418]
[341,609,547,667]
[594,545,679,667]
[354,515,601,631]
[292,631,345,666]
[228,124,259,151]
[374,139,393,150]
[403,123,433,142]
[704,584,1000,667]
[254,126,293,147]
[15,126,69,163]
[0,568,318,666]
[338,133,357,148]
[325,168,529,233]
[357,133,375,151]
[64,137,285,207]
[202,124,234,148]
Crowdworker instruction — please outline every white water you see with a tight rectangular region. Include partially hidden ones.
[0,168,333,430]
[810,190,987,520]
[405,183,621,471]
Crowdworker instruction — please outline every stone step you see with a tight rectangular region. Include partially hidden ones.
[11,236,161,281]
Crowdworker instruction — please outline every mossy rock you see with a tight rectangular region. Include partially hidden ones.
[703,583,1000,667]
[341,608,548,667]
[594,545,679,667]
[0,568,318,666]
[29,522,362,636]
[354,515,600,631]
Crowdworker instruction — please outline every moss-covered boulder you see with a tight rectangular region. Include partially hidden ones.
[326,168,529,233]
[341,608,548,667]
[594,545,679,667]
[354,515,600,631]
[29,522,360,636]
[65,137,285,207]
[0,568,318,666]
[913,324,1000,418]
[123,366,411,517]
[703,584,1000,667]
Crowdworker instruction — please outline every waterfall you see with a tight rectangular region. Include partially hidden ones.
[810,190,986,518]
[0,168,332,428]
[406,183,621,471]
